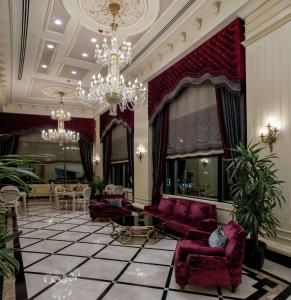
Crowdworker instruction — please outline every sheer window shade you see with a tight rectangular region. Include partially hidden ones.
[111,125,128,162]
[167,83,223,156]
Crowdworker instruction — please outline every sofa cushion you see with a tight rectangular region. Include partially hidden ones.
[189,202,209,221]
[173,200,191,218]
[209,226,228,248]
[106,198,123,208]
[166,218,199,235]
[158,198,176,214]
[144,209,169,220]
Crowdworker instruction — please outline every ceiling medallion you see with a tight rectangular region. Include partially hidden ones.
[78,0,146,116]
[80,0,145,27]
[42,91,80,146]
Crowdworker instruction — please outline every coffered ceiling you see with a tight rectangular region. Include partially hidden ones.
[0,0,260,118]
[0,0,174,117]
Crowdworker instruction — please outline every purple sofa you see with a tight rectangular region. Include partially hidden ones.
[89,195,133,221]
[144,197,217,236]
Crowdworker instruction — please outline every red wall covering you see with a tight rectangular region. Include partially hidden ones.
[0,112,95,142]
[148,18,245,119]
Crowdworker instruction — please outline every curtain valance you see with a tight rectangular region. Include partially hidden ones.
[0,112,95,142]
[100,107,134,141]
[148,18,245,122]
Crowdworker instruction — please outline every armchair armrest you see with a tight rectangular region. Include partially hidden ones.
[198,219,217,232]
[89,202,106,210]
[187,253,228,268]
[187,230,211,242]
[178,244,225,261]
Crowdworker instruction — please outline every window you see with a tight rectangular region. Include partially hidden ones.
[110,162,132,188]
[163,155,231,202]
[16,133,85,184]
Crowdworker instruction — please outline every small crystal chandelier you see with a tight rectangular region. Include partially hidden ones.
[42,91,80,146]
[77,0,146,116]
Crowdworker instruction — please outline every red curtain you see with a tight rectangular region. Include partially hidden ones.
[0,112,95,142]
[148,18,245,120]
[152,106,169,204]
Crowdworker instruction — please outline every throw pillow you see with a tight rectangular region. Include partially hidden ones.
[189,203,209,221]
[172,200,191,218]
[106,198,123,208]
[209,226,227,248]
[158,198,175,214]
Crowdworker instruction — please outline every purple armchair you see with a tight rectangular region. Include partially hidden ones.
[89,195,133,221]
[174,221,246,292]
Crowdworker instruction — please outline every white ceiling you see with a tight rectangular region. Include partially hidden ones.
[0,0,261,118]
[0,0,174,117]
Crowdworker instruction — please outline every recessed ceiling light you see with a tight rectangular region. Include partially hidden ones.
[90,38,97,43]
[82,53,88,57]
[41,64,48,69]
[71,70,77,75]
[54,19,62,26]
[47,44,54,49]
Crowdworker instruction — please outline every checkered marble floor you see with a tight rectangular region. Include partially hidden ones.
[14,200,291,300]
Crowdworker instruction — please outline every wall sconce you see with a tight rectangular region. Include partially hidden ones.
[136,145,147,162]
[201,159,209,167]
[260,123,279,152]
[93,154,101,164]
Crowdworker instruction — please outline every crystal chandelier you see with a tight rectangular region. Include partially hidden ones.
[77,0,146,116]
[42,91,80,146]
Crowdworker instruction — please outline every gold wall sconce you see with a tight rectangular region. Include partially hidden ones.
[93,154,101,164]
[260,123,278,152]
[136,145,147,162]
[201,158,209,167]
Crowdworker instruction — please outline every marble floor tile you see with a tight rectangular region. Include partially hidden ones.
[20,221,55,229]
[50,231,90,242]
[118,262,170,287]
[144,239,177,251]
[79,233,114,244]
[69,224,102,233]
[166,291,218,300]
[57,242,105,257]
[22,252,49,268]
[61,218,89,225]
[45,223,78,231]
[95,226,113,235]
[25,273,59,299]
[25,254,86,275]
[76,258,127,280]
[134,248,174,265]
[21,229,62,239]
[19,238,42,248]
[41,217,71,223]
[34,277,110,300]
[19,228,37,235]
[95,245,139,261]
[263,259,291,282]
[102,283,163,300]
[23,239,72,253]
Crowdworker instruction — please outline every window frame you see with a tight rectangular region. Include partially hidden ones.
[163,154,231,202]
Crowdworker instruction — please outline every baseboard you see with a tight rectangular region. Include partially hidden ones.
[266,249,291,268]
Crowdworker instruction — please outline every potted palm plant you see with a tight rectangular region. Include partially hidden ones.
[227,143,285,269]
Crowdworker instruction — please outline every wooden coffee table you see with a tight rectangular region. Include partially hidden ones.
[110,214,165,245]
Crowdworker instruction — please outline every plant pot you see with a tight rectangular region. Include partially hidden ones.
[244,239,267,270]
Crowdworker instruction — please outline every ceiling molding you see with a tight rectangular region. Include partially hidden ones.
[18,0,30,80]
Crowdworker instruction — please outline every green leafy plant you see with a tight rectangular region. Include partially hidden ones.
[89,178,106,196]
[227,143,285,247]
[0,151,39,277]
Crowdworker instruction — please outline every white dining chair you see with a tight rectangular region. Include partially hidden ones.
[55,186,68,210]
[0,187,20,217]
[112,185,124,195]
[75,187,91,212]
[104,184,115,195]
[1,185,27,211]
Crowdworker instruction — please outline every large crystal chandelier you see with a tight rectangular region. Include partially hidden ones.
[42,91,80,146]
[77,0,146,116]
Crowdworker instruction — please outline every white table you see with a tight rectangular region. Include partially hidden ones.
[55,191,77,211]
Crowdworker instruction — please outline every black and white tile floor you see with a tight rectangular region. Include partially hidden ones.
[15,200,291,300]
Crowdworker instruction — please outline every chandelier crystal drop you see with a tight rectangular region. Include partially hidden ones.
[77,0,146,116]
[41,91,80,146]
